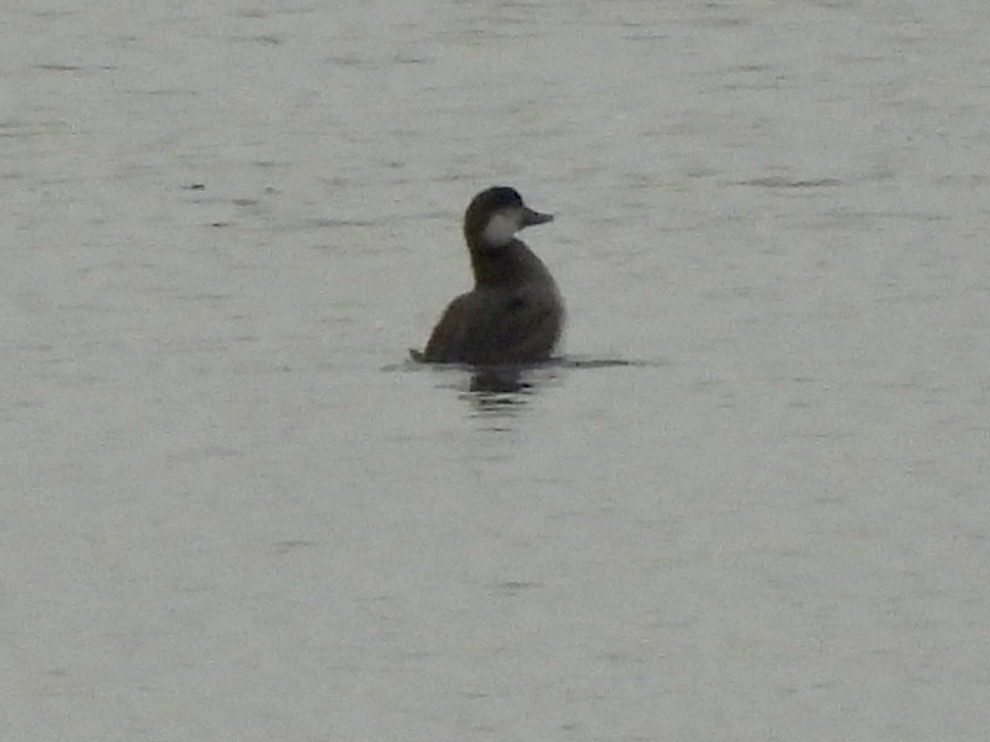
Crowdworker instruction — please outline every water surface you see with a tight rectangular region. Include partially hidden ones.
[3,1,989,740]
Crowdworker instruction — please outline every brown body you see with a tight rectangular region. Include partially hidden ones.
[419,188,564,365]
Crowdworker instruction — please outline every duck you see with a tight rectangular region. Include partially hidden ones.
[415,187,564,365]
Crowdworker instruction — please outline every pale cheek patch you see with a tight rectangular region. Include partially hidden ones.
[482,210,521,246]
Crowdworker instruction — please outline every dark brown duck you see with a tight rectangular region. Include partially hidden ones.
[417,187,564,365]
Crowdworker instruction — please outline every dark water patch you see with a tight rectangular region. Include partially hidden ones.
[934,173,990,187]
[625,32,667,42]
[393,53,432,65]
[835,210,949,224]
[736,176,844,189]
[33,63,117,73]
[325,53,380,70]
[234,6,315,19]
[691,16,749,29]
[32,9,76,18]
[835,52,903,65]
[124,88,200,98]
[34,64,82,71]
[308,217,382,228]
[251,161,291,171]
[468,369,534,394]
[223,32,285,45]
[685,166,720,179]
[559,357,667,370]
[489,580,545,594]
[273,539,319,554]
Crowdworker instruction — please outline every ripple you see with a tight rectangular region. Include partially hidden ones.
[735,176,844,189]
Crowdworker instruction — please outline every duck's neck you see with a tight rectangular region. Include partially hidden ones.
[468,239,530,287]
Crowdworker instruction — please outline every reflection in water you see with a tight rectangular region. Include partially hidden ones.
[468,366,531,394]
[466,389,530,426]
[464,371,533,424]
[464,365,543,422]
[394,354,666,422]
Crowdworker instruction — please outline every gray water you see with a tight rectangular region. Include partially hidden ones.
[3,1,989,740]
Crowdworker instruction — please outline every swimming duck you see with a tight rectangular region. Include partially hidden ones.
[416,187,564,365]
